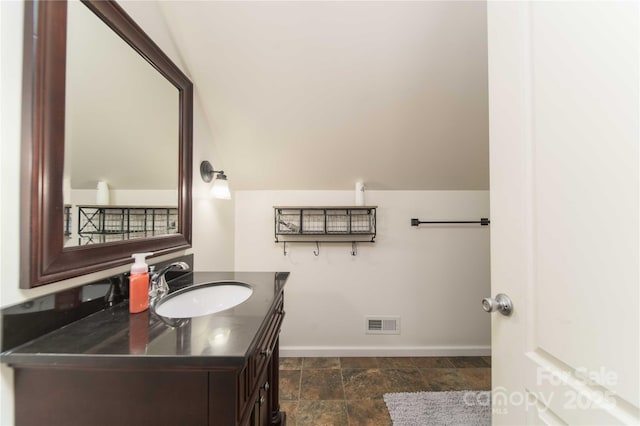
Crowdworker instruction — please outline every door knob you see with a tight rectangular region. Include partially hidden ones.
[482,293,513,316]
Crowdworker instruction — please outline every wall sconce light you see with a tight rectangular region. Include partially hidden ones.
[200,160,231,199]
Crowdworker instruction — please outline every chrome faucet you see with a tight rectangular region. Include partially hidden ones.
[149,261,190,302]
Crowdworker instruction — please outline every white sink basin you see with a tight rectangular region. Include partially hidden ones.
[154,282,253,318]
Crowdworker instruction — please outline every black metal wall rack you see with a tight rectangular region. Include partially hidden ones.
[274,206,377,256]
[77,205,178,245]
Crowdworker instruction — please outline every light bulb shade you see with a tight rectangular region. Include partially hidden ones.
[211,176,231,199]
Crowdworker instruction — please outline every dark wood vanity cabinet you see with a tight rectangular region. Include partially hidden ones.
[12,293,286,426]
[214,293,286,426]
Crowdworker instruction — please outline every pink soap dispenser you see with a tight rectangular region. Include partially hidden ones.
[129,252,153,313]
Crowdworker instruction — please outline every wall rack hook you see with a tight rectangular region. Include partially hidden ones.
[313,241,320,256]
[283,241,288,256]
[351,242,358,256]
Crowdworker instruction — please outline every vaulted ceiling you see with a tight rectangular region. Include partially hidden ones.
[159,1,488,190]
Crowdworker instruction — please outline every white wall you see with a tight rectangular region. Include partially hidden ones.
[70,189,178,206]
[119,0,235,273]
[160,1,489,192]
[65,0,179,191]
[235,190,491,357]
[190,90,235,272]
[0,2,234,424]
[1,2,26,422]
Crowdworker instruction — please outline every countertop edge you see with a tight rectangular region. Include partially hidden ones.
[2,353,249,369]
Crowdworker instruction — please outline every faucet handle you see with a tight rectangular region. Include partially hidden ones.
[149,261,190,300]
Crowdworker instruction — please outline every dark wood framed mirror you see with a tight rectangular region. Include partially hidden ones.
[21,0,193,288]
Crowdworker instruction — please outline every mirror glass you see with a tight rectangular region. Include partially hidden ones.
[64,1,179,246]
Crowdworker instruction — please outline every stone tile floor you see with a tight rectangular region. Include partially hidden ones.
[279,356,491,426]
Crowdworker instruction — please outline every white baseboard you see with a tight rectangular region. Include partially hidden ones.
[280,346,491,358]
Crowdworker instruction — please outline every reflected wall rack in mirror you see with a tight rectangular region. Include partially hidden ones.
[21,0,193,288]
[76,206,179,245]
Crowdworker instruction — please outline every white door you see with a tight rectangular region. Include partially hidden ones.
[487,1,639,424]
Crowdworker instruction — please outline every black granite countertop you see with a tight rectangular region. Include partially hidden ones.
[1,271,288,369]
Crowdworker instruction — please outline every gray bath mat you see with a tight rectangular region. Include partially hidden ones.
[383,390,491,426]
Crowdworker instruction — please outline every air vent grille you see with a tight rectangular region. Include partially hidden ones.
[365,316,400,335]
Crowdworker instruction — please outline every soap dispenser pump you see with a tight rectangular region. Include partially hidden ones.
[129,252,153,313]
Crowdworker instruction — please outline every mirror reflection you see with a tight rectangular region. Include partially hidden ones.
[63,1,179,246]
